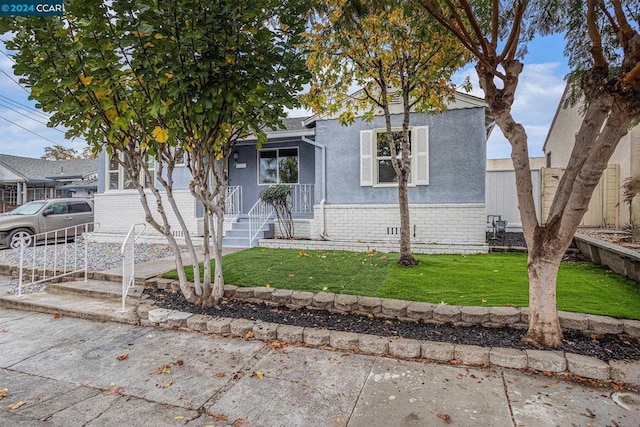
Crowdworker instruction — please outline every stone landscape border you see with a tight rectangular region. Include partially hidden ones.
[144,277,640,388]
[574,233,640,282]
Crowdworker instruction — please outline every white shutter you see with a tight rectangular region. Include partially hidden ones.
[413,126,429,185]
[360,130,374,186]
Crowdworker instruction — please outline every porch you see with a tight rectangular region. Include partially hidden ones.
[221,183,315,248]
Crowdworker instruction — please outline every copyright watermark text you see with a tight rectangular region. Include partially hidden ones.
[0,0,63,16]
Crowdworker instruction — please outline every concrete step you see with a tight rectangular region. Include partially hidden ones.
[46,279,143,302]
[224,228,250,238]
[0,291,138,324]
[222,237,251,248]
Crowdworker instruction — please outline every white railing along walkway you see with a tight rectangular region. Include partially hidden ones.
[248,198,274,245]
[17,222,100,297]
[120,223,146,312]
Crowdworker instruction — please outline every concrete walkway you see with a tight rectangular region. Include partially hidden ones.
[1,308,639,426]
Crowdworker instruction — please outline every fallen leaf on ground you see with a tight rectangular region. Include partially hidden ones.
[243,331,254,339]
[0,388,7,400]
[116,354,129,361]
[271,341,283,349]
[52,313,62,319]
[103,387,125,396]
[215,413,228,421]
[154,365,171,375]
[233,418,245,426]
[8,401,25,410]
[160,381,173,389]
[174,416,184,420]
[176,359,184,366]
[436,413,452,423]
[214,372,226,378]
[253,371,264,379]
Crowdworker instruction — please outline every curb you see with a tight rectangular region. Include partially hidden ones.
[142,280,640,389]
[138,304,640,388]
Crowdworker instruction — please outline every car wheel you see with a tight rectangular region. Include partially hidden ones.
[8,229,35,249]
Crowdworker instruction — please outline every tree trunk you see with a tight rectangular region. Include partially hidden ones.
[210,210,225,304]
[523,248,563,348]
[398,177,418,266]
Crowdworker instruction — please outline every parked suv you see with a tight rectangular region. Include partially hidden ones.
[0,198,94,249]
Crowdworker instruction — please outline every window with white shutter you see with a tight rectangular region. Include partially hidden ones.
[360,126,429,187]
[360,130,374,186]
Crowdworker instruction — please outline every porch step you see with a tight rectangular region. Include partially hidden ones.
[46,279,143,303]
[222,216,274,248]
[0,282,141,324]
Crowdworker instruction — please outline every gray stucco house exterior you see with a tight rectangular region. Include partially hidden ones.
[94,92,491,253]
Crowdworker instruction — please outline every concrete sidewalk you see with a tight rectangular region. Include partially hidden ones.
[1,308,638,427]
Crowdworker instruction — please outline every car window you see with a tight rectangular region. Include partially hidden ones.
[10,201,46,215]
[68,202,92,213]
[48,203,67,215]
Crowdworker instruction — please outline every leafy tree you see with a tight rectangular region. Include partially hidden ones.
[304,0,470,266]
[1,0,310,305]
[41,144,80,160]
[420,0,640,347]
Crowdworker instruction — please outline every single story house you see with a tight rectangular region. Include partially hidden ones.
[94,92,493,253]
[543,86,640,228]
[0,154,97,212]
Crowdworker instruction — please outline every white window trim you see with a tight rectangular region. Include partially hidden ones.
[257,147,300,186]
[360,126,429,187]
[373,128,415,188]
[106,153,156,191]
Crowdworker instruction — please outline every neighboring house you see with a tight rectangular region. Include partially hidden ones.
[94,92,492,253]
[543,86,640,228]
[0,154,98,212]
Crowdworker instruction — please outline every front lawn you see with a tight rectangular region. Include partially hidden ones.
[163,248,640,320]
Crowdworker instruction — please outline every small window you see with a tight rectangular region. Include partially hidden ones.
[258,148,299,185]
[107,154,152,190]
[375,130,410,184]
[68,202,92,213]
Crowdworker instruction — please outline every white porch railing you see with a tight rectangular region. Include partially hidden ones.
[248,198,274,245]
[17,222,100,297]
[120,223,146,312]
[225,185,242,216]
[285,184,314,214]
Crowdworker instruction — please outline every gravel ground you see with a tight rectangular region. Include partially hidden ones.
[145,287,640,362]
[0,241,180,294]
[0,241,178,270]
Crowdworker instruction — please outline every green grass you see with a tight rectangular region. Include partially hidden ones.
[163,248,640,320]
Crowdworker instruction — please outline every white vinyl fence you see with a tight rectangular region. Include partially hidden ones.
[486,169,541,232]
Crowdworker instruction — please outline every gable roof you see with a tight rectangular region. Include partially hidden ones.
[301,90,492,134]
[0,154,97,183]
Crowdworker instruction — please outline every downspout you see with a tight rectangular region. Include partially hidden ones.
[301,136,329,240]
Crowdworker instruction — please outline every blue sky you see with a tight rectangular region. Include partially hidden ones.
[0,33,570,160]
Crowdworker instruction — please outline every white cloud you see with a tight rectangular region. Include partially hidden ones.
[453,62,566,159]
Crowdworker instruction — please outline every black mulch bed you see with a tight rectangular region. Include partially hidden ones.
[144,287,640,362]
[487,231,528,248]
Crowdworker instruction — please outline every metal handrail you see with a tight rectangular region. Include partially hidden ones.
[248,197,274,246]
[17,222,100,297]
[225,185,242,216]
[120,223,146,312]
